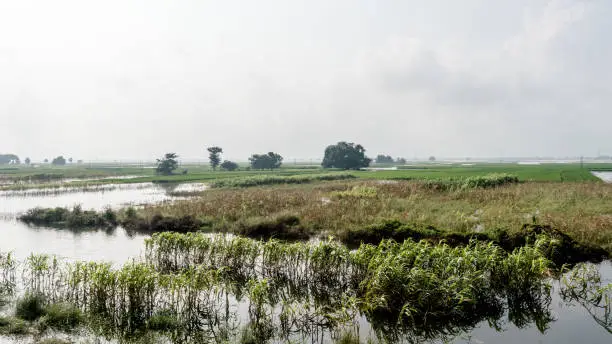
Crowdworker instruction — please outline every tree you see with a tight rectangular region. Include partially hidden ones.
[396,157,407,164]
[207,146,223,170]
[429,156,436,162]
[322,142,371,170]
[0,154,20,164]
[68,157,73,164]
[220,160,239,171]
[44,158,49,164]
[24,157,31,165]
[249,152,283,170]
[375,154,394,164]
[156,153,179,175]
[52,156,66,166]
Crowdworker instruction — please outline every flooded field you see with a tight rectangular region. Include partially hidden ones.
[0,181,610,343]
[0,183,206,262]
[592,171,612,183]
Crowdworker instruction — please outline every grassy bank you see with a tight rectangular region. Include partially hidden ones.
[137,179,612,254]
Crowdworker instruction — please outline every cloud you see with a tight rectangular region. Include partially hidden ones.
[0,0,610,160]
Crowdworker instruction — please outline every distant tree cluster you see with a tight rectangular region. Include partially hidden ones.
[52,156,67,166]
[375,154,394,164]
[396,157,407,164]
[249,152,283,170]
[322,142,371,170]
[0,154,20,164]
[220,160,239,171]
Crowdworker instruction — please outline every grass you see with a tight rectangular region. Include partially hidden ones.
[0,316,29,335]
[2,162,610,192]
[209,173,355,188]
[363,163,608,182]
[19,206,118,228]
[39,302,83,332]
[137,179,612,254]
[0,234,558,343]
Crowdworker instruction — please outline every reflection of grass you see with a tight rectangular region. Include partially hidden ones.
[561,264,612,333]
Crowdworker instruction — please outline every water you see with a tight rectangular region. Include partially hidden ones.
[454,261,612,344]
[0,182,206,262]
[592,171,612,183]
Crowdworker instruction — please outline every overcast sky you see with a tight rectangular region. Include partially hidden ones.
[0,0,610,162]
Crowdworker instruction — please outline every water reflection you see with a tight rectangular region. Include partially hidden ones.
[0,183,205,262]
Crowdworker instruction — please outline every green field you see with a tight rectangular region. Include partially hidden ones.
[1,162,610,191]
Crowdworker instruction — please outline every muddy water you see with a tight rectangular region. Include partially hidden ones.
[0,183,206,262]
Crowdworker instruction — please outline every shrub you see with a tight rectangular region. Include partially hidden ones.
[0,316,29,335]
[147,309,179,331]
[39,302,83,331]
[233,215,310,240]
[15,293,46,321]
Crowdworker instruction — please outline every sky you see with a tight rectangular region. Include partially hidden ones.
[0,0,610,162]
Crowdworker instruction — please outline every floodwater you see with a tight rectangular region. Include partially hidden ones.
[592,171,612,183]
[453,261,611,344]
[0,182,206,262]
[0,182,610,343]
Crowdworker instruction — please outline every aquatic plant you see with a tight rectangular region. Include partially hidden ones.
[0,233,561,343]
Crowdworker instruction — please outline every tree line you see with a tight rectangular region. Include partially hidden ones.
[156,142,412,175]
[0,154,77,166]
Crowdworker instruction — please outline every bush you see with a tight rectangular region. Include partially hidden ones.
[147,309,179,331]
[15,293,46,321]
[0,316,29,335]
[422,174,520,191]
[39,302,82,331]
[220,160,239,171]
[122,214,202,234]
[233,215,310,240]
[19,206,118,229]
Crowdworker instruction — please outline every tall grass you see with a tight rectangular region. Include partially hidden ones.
[0,234,559,343]
[422,173,519,191]
[210,173,355,188]
[141,179,612,253]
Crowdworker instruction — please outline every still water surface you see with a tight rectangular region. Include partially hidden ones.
[0,183,205,262]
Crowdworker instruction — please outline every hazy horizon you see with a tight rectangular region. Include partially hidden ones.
[1,0,611,161]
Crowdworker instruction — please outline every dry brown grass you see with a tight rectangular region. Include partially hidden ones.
[141,180,612,252]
